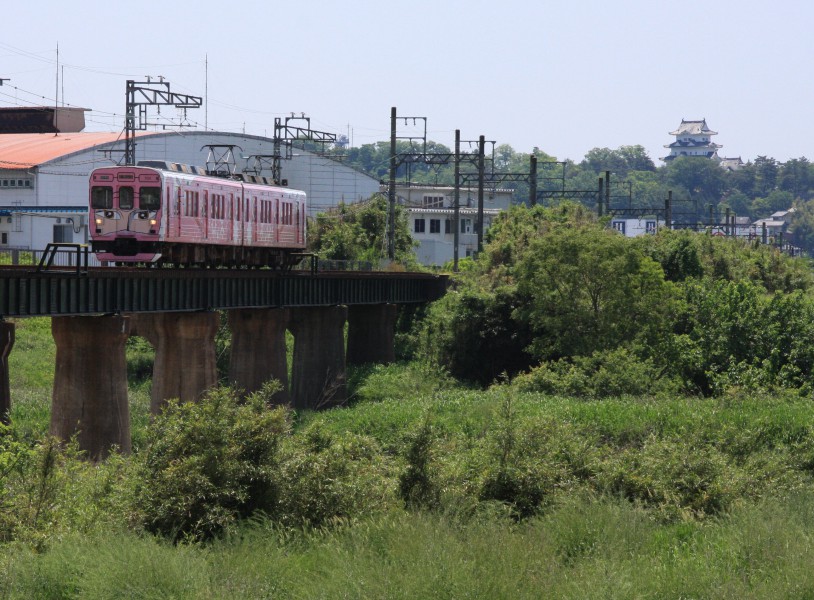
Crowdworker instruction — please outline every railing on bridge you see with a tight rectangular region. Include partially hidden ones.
[0,247,103,268]
[0,249,379,273]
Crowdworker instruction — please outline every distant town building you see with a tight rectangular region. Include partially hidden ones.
[610,217,664,237]
[663,119,722,162]
[753,208,796,238]
[718,156,744,171]
[392,184,514,266]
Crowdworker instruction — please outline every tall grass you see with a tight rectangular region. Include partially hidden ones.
[5,496,814,599]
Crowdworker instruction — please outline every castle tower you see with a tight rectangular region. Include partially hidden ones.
[663,118,722,162]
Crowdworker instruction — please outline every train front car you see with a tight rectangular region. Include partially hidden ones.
[89,166,163,263]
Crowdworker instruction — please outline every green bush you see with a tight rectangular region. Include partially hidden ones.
[476,394,564,519]
[398,415,440,510]
[513,347,679,398]
[134,384,289,542]
[276,422,397,528]
[599,435,744,522]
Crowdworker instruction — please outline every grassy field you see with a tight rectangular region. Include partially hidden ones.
[3,318,814,598]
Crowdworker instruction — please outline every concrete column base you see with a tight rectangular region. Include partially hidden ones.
[347,304,397,366]
[50,316,130,459]
[228,308,290,404]
[289,306,347,410]
[147,312,220,413]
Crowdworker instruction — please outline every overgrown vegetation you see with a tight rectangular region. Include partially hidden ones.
[5,203,814,595]
[418,203,814,395]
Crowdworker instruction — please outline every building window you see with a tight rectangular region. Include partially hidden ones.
[53,225,71,243]
[430,219,440,234]
[612,221,626,234]
[0,177,33,189]
[1,233,7,245]
[646,221,656,234]
[460,218,472,234]
[414,218,426,233]
[445,219,452,234]
[423,195,444,208]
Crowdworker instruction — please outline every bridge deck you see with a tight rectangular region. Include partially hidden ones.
[0,267,448,317]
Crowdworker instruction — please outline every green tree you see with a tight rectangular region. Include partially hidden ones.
[310,194,417,266]
[514,224,672,361]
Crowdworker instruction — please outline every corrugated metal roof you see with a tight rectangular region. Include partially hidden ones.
[0,132,156,169]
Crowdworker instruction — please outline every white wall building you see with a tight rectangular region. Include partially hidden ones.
[394,184,515,266]
[610,217,664,237]
[0,131,379,251]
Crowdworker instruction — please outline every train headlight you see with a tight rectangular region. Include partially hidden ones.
[150,219,157,226]
[95,218,103,225]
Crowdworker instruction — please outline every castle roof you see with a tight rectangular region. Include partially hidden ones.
[664,139,722,150]
[669,119,718,137]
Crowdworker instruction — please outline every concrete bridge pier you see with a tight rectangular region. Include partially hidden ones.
[228,308,290,404]
[289,306,347,410]
[347,304,397,366]
[0,321,14,425]
[135,312,220,413]
[50,315,131,459]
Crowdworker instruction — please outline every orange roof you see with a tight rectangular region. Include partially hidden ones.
[0,132,156,169]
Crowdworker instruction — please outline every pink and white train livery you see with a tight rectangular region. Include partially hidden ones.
[89,161,307,267]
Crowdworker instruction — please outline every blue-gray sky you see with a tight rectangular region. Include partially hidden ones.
[2,0,811,164]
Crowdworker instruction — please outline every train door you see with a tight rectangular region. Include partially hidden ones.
[250,196,256,243]
[296,201,301,245]
[275,198,280,243]
[174,186,182,238]
[229,193,234,242]
[203,190,209,239]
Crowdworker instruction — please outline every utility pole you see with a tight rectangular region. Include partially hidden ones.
[454,129,461,272]
[529,155,538,207]
[605,171,611,217]
[388,107,397,261]
[598,178,604,216]
[477,135,485,254]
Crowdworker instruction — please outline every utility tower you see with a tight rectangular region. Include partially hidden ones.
[124,79,202,166]
[386,107,490,264]
[267,114,338,184]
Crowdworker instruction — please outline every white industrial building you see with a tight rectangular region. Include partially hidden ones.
[0,127,379,252]
[396,184,514,266]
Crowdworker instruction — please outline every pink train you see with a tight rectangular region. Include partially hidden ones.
[89,161,307,267]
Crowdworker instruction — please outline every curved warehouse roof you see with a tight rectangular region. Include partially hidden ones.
[0,132,156,169]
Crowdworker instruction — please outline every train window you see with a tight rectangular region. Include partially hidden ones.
[91,186,113,209]
[139,187,161,211]
[119,187,134,210]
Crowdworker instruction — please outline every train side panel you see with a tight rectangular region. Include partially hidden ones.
[91,164,307,264]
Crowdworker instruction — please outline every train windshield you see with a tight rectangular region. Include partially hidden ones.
[139,187,161,210]
[91,186,113,209]
[119,187,134,210]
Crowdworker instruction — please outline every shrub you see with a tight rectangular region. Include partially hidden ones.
[513,347,679,398]
[599,435,744,522]
[477,394,563,519]
[134,384,289,542]
[276,423,397,528]
[398,415,440,510]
